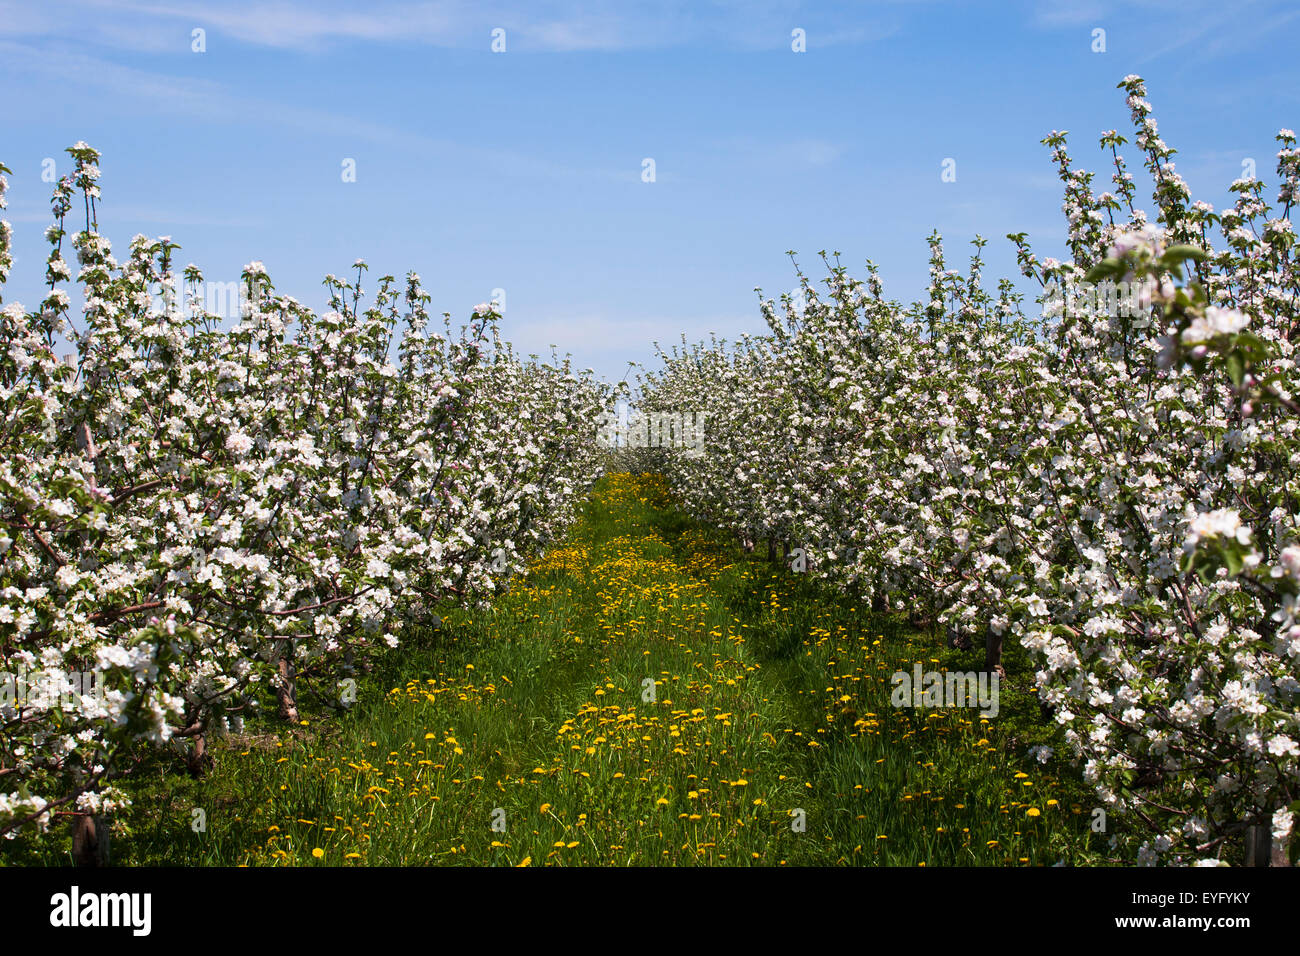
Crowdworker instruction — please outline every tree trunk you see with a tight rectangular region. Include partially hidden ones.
[71,814,110,866]
[277,643,299,723]
[1246,824,1291,866]
[1246,825,1270,866]
[186,732,210,777]
[947,623,972,651]
[984,626,1004,677]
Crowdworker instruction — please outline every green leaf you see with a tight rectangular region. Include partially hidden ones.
[1162,244,1208,264]
[1085,260,1124,283]
[1224,351,1245,387]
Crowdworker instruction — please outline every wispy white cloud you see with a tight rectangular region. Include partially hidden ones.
[0,0,906,54]
[502,310,761,360]
[1029,0,1114,28]
[103,0,461,51]
[699,135,848,174]
[0,39,223,112]
[1023,0,1299,64]
[1135,3,1300,64]
[794,140,844,167]
[0,38,632,186]
[97,204,270,229]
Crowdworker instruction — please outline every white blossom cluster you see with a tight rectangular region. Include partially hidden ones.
[0,144,609,836]
[638,77,1300,864]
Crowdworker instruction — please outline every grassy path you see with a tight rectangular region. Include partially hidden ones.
[9,473,1102,866]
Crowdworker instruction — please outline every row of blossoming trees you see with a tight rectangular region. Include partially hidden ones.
[638,77,1300,865]
[0,144,610,840]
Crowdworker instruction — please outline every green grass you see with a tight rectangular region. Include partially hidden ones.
[2,472,1110,866]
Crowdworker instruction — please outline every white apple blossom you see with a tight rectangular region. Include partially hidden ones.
[0,142,611,837]
[638,77,1300,864]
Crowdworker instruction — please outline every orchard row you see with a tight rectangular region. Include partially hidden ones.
[638,76,1300,865]
[0,144,610,837]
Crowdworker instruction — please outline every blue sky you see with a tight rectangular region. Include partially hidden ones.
[2,0,1297,384]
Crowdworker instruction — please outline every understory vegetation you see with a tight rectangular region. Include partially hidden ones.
[4,473,1111,866]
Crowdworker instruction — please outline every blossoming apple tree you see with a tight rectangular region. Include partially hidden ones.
[0,145,609,836]
[639,76,1300,865]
